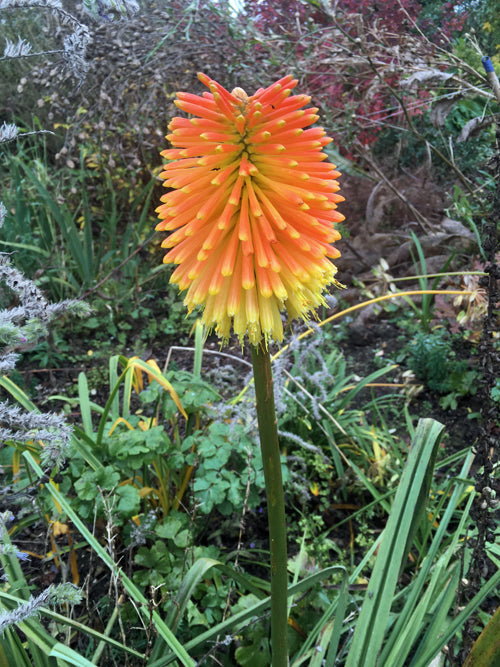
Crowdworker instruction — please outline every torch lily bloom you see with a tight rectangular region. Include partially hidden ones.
[156,72,344,345]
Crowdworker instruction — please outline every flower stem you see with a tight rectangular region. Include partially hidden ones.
[251,342,288,667]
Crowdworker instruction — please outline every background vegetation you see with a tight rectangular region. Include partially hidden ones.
[0,0,499,665]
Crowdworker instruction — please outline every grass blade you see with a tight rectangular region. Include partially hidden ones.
[149,566,346,667]
[345,418,445,667]
[23,452,195,667]
[78,372,94,437]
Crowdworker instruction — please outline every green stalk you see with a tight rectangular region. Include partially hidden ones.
[251,342,288,666]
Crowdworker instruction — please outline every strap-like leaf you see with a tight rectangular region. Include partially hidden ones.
[345,418,445,667]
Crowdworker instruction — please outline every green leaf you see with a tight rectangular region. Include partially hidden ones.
[186,599,208,628]
[75,466,119,500]
[107,426,169,468]
[193,477,231,513]
[410,567,500,667]
[0,588,144,662]
[235,637,270,666]
[378,451,474,667]
[155,515,187,540]
[0,628,33,667]
[149,566,345,667]
[23,453,195,666]
[345,418,445,667]
[165,557,221,630]
[48,642,96,666]
[78,372,94,437]
[115,485,140,516]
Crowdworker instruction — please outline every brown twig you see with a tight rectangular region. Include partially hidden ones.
[355,142,433,233]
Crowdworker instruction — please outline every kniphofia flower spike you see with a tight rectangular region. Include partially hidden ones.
[156,72,344,345]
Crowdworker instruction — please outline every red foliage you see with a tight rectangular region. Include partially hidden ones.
[337,0,421,32]
[418,2,468,44]
[240,0,465,150]
[243,0,329,32]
